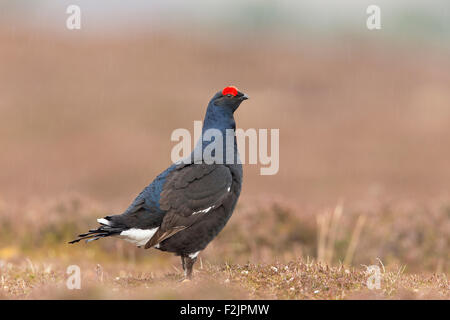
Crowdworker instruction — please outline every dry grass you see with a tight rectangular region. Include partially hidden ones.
[0,29,449,299]
[1,196,447,271]
[0,196,448,299]
[0,257,448,300]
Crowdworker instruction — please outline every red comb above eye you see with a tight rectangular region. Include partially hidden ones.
[222,86,238,97]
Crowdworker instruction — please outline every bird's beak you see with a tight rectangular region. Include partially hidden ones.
[241,93,249,100]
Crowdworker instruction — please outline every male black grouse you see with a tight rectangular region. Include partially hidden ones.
[70,86,248,280]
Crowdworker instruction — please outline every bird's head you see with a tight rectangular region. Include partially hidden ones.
[197,86,248,160]
[209,86,249,113]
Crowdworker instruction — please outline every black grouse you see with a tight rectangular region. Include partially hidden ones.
[70,86,249,280]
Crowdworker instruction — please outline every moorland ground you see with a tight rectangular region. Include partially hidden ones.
[0,30,449,299]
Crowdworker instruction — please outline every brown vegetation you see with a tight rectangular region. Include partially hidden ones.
[0,30,449,299]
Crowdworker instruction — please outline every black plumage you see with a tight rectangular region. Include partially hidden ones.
[70,86,248,280]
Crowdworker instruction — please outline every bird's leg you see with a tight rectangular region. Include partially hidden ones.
[183,255,197,280]
[181,256,186,272]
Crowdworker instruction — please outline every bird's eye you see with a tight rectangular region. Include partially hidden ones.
[227,94,233,98]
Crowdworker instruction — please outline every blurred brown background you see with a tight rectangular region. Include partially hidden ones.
[0,1,449,278]
[2,32,450,207]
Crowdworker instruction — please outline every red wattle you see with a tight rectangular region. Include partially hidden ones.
[222,86,238,96]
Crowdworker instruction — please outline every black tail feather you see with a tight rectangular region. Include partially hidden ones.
[69,220,123,244]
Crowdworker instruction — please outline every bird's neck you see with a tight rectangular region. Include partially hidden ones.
[202,104,236,134]
[191,105,239,164]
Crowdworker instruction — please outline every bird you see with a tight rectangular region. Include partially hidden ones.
[69,86,249,280]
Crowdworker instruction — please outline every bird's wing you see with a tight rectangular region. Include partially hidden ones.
[144,163,232,248]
